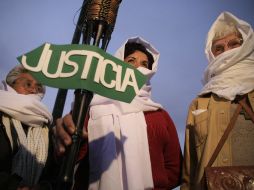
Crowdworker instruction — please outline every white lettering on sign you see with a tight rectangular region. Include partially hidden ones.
[22,43,52,72]
[21,43,140,94]
[121,68,139,93]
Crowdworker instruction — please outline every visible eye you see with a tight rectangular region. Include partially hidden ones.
[141,61,148,68]
[36,85,43,93]
[126,58,134,63]
[212,45,224,56]
[25,81,32,88]
[125,58,135,65]
[228,39,242,49]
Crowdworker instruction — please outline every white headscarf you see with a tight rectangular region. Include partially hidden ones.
[0,80,52,186]
[87,37,162,190]
[199,11,254,100]
[5,64,46,100]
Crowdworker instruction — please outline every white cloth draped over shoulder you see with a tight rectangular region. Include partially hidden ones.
[199,11,254,100]
[0,81,52,186]
[87,37,162,190]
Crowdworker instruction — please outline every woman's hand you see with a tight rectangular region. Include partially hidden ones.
[52,113,88,156]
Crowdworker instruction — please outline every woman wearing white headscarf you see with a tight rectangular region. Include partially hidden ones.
[181,12,254,190]
[54,37,182,190]
[0,65,53,190]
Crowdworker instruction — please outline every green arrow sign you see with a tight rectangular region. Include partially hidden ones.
[17,43,147,103]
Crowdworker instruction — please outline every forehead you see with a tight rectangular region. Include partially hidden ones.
[18,72,37,82]
[126,50,148,60]
[212,33,240,45]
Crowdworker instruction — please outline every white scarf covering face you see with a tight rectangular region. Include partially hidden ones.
[0,81,52,186]
[87,37,162,190]
[199,11,254,100]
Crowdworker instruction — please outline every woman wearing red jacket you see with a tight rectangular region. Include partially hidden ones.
[54,37,182,190]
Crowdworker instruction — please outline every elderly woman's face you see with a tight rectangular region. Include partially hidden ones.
[12,73,43,95]
[124,50,149,69]
[211,33,243,57]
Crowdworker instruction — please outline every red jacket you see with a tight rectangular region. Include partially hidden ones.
[74,109,182,190]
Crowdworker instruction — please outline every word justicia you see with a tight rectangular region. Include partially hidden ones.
[21,43,140,94]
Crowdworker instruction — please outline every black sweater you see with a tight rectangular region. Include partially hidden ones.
[0,112,58,190]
